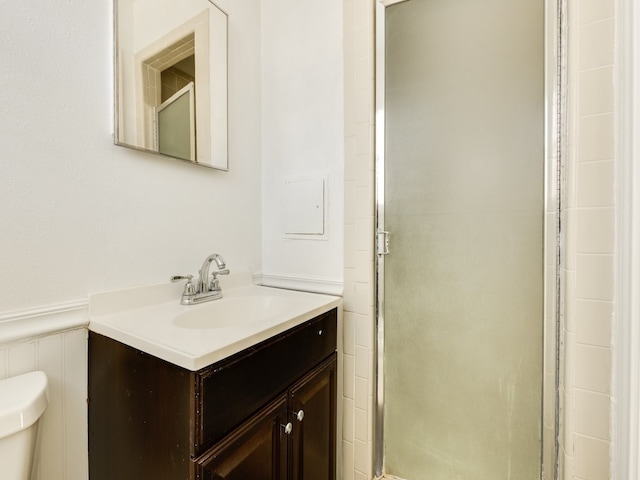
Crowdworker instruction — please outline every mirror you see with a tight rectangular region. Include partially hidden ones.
[114,0,228,170]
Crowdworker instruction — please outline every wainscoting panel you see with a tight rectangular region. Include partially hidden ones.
[0,327,88,480]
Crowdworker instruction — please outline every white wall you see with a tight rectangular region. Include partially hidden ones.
[261,0,344,291]
[0,1,261,479]
[0,0,262,315]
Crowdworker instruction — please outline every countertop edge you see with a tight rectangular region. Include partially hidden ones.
[89,293,342,371]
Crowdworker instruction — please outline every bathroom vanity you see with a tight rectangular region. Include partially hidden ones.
[88,280,339,480]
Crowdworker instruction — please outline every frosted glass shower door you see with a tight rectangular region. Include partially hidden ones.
[382,1,544,479]
[156,83,196,162]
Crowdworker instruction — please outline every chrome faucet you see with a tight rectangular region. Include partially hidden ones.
[171,253,230,305]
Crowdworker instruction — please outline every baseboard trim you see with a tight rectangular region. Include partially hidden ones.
[255,274,343,296]
[0,300,88,345]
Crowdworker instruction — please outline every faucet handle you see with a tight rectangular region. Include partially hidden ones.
[211,269,230,278]
[170,275,196,295]
[170,274,193,283]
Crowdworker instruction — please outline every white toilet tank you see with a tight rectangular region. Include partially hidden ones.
[0,371,49,480]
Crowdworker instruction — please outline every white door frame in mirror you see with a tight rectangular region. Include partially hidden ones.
[114,0,228,170]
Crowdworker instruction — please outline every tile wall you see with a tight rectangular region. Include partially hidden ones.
[342,0,376,478]
[563,0,615,478]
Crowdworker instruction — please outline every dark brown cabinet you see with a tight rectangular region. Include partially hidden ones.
[89,308,337,480]
[196,356,336,480]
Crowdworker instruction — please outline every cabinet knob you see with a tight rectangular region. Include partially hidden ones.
[282,422,293,435]
[295,410,305,422]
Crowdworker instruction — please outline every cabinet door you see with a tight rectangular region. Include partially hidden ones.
[289,355,337,480]
[196,394,288,480]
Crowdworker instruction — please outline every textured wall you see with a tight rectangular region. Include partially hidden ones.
[0,0,262,314]
[0,2,261,479]
[261,0,344,288]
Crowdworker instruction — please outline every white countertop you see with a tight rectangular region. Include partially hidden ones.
[88,273,342,371]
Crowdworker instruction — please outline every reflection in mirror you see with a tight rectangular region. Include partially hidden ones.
[114,0,228,170]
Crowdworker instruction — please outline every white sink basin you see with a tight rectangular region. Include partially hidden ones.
[89,275,342,370]
[173,295,290,329]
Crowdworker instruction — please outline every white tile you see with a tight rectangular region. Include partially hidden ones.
[344,96,356,138]
[575,300,612,347]
[354,0,373,29]
[576,161,614,207]
[355,120,371,156]
[354,313,373,349]
[345,136,357,181]
[355,81,371,124]
[579,0,614,25]
[343,0,355,51]
[342,440,355,480]
[355,154,373,189]
[354,252,373,284]
[574,389,610,440]
[578,67,614,116]
[564,332,576,390]
[355,54,373,96]
[355,218,373,252]
[343,397,355,441]
[575,254,614,301]
[574,344,611,394]
[343,267,356,312]
[565,144,577,208]
[563,451,575,480]
[576,208,614,254]
[355,23,373,61]
[355,185,372,219]
[355,407,368,442]
[345,180,356,226]
[343,353,355,399]
[344,224,355,269]
[574,435,610,479]
[565,208,577,271]
[355,376,368,410]
[577,114,614,162]
[354,345,369,378]
[344,311,356,356]
[354,281,372,315]
[354,439,370,475]
[565,271,576,334]
[578,19,614,70]
[563,390,575,455]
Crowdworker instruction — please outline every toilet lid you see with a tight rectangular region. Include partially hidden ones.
[0,371,49,439]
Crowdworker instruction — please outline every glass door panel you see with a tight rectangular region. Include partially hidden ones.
[382,1,544,478]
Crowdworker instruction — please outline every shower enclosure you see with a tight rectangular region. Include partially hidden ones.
[374,0,561,478]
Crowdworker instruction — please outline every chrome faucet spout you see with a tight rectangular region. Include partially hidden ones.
[199,253,227,293]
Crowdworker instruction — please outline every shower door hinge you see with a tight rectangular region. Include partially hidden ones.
[377,230,390,256]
